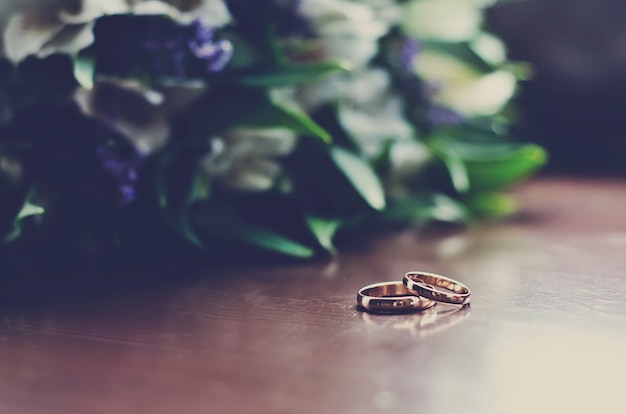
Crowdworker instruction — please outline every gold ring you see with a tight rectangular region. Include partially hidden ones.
[357,281,436,314]
[403,271,470,305]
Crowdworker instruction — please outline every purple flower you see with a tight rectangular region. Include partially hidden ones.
[95,140,144,205]
[186,20,234,72]
[427,105,464,127]
[1,101,146,206]
[93,14,233,81]
[399,38,421,73]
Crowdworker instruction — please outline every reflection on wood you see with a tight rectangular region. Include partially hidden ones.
[0,177,625,414]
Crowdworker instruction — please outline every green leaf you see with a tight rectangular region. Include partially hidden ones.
[465,192,518,218]
[156,153,208,248]
[238,62,350,87]
[194,204,314,258]
[432,138,523,160]
[436,149,470,193]
[464,144,547,192]
[243,229,314,258]
[16,202,44,220]
[383,193,468,224]
[306,215,341,254]
[73,53,94,89]
[3,201,44,244]
[429,136,547,193]
[330,147,386,211]
[239,102,331,142]
[284,139,381,217]
[179,86,330,143]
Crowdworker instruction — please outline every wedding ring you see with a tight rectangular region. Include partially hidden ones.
[403,271,470,305]
[357,281,436,314]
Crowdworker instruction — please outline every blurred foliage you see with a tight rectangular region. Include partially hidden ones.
[0,0,546,278]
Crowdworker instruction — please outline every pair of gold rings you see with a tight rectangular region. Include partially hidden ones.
[357,271,471,314]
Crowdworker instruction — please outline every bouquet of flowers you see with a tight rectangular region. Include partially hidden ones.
[0,0,546,276]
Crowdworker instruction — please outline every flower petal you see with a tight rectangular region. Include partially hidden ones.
[40,22,95,57]
[221,159,281,191]
[59,0,129,24]
[300,0,389,67]
[132,1,182,18]
[186,0,232,27]
[228,128,297,157]
[3,14,62,63]
[416,49,516,116]
[402,0,482,42]
[75,82,171,154]
[160,83,208,114]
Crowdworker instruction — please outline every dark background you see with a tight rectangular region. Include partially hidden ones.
[488,0,626,174]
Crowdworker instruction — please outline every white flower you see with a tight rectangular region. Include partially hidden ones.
[401,0,483,42]
[296,65,391,110]
[201,128,297,191]
[339,94,432,189]
[414,49,516,117]
[297,66,403,115]
[0,3,11,58]
[300,67,431,186]
[129,0,231,25]
[74,80,171,155]
[131,0,231,26]
[74,77,208,155]
[295,75,349,111]
[2,0,128,63]
[388,139,431,183]
[333,68,432,180]
[336,69,412,150]
[299,0,389,68]
[0,152,23,186]
[471,33,508,66]
[186,0,231,27]
[355,0,402,25]
[131,1,183,17]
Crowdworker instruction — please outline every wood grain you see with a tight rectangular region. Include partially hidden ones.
[1,177,625,414]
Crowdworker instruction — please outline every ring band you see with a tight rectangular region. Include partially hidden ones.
[403,271,470,305]
[357,281,436,314]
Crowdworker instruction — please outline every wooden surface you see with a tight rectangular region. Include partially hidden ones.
[1,177,626,414]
